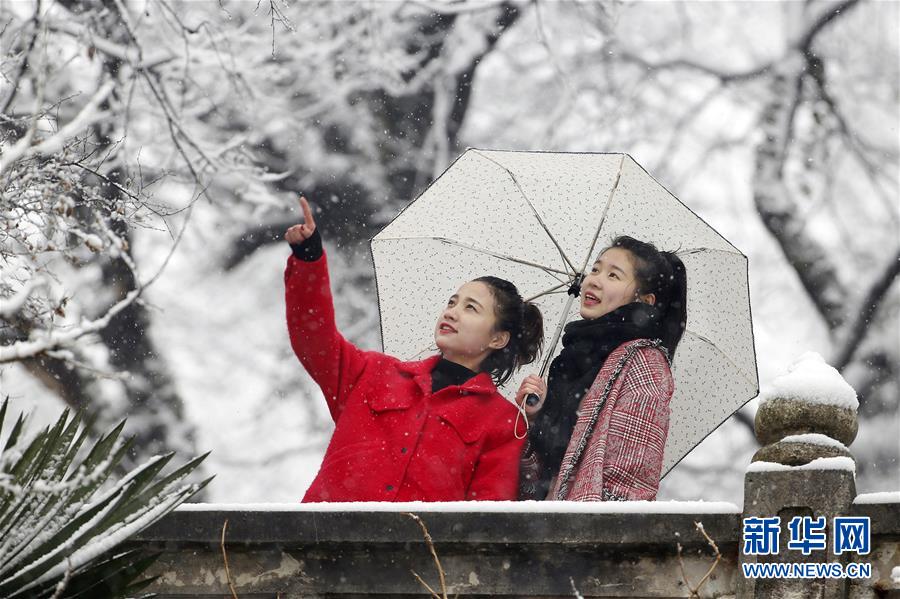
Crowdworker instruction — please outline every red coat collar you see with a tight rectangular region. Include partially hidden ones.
[396,355,497,396]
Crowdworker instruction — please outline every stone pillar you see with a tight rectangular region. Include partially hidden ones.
[738,353,860,599]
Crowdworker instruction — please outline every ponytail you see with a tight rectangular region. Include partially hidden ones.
[474,276,545,385]
[659,252,687,357]
[519,302,544,368]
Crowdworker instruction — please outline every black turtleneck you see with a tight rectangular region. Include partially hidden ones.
[431,358,478,393]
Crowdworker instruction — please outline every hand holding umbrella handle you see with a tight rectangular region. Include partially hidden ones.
[516,374,547,414]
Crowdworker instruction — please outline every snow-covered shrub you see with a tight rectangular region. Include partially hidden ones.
[0,399,210,598]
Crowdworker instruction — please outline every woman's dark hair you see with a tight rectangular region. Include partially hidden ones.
[608,235,688,357]
[473,276,544,385]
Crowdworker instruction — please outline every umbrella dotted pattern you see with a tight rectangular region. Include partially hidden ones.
[371,149,758,475]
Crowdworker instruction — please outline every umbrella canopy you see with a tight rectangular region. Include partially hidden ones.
[371,149,758,475]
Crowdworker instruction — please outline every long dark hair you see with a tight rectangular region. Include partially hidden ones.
[608,236,687,357]
[474,276,544,386]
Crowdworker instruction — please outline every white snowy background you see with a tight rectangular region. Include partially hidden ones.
[1,0,897,506]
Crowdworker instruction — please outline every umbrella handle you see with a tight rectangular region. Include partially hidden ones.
[530,276,582,389]
[523,274,584,411]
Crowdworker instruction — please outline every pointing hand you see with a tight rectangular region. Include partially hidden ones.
[284,196,317,244]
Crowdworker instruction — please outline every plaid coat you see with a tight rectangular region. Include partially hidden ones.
[521,339,673,501]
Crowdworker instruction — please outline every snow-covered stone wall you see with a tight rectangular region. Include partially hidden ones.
[127,499,898,598]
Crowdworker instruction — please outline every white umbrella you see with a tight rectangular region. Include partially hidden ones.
[371,149,758,475]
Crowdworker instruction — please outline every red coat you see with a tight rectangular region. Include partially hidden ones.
[521,339,673,501]
[285,252,526,502]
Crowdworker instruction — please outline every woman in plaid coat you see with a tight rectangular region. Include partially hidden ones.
[517,236,687,501]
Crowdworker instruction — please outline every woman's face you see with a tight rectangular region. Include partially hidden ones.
[434,281,510,371]
[579,247,643,320]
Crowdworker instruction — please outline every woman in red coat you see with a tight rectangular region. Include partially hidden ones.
[516,236,687,501]
[285,197,543,502]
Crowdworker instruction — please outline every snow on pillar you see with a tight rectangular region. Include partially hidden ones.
[738,352,860,599]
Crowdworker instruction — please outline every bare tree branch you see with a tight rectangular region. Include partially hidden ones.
[404,0,514,16]
[753,56,849,329]
[731,408,756,438]
[611,0,860,85]
[404,513,448,599]
[833,248,900,370]
[795,0,860,51]
[613,49,774,84]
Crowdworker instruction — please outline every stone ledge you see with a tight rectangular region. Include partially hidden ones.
[127,503,898,597]
[129,509,743,598]
[851,501,900,536]
[133,507,742,547]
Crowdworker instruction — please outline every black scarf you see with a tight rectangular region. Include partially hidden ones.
[528,302,664,499]
[431,358,478,393]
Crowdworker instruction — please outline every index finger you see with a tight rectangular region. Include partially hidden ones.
[299,196,315,226]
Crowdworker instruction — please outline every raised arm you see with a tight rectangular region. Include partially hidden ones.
[284,196,369,422]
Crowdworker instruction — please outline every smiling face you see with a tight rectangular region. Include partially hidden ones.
[580,247,649,320]
[434,281,510,372]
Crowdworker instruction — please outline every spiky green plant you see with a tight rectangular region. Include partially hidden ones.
[0,399,211,598]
